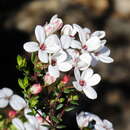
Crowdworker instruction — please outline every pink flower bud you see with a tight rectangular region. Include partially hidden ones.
[36,115,43,124]
[8,110,17,118]
[61,75,70,84]
[51,18,63,30]
[44,73,56,85]
[30,84,42,95]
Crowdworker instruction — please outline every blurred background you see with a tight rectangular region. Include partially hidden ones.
[0,0,130,129]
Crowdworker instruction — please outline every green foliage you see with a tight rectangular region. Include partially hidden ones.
[56,104,64,110]
[17,55,27,69]
[56,125,66,129]
[18,76,29,89]
[64,106,76,112]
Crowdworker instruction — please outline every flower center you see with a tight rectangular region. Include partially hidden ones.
[51,59,57,66]
[40,44,46,50]
[95,52,100,56]
[82,45,88,50]
[79,80,86,86]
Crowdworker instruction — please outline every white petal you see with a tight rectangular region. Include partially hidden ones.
[80,52,92,65]
[83,86,97,99]
[99,55,114,63]
[86,36,101,52]
[48,65,60,78]
[88,74,101,87]
[91,54,98,67]
[54,50,67,64]
[81,68,94,80]
[9,95,26,111]
[71,40,81,49]
[61,24,72,35]
[73,24,86,44]
[74,67,80,81]
[58,62,72,72]
[73,81,82,91]
[40,126,49,130]
[103,119,113,128]
[50,14,58,23]
[38,50,48,63]
[2,88,13,97]
[0,98,8,108]
[60,35,71,49]
[12,118,24,130]
[91,31,106,39]
[99,46,110,56]
[45,35,61,53]
[35,25,45,44]
[0,89,6,98]
[24,122,35,130]
[23,42,39,53]
[24,108,39,128]
[95,124,106,130]
[77,61,89,71]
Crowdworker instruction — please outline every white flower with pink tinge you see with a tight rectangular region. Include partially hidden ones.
[73,24,102,52]
[23,25,61,63]
[73,68,101,99]
[0,88,26,111]
[44,14,63,36]
[44,65,60,85]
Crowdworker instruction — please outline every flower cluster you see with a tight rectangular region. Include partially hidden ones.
[0,14,114,130]
[24,14,113,100]
[76,112,114,130]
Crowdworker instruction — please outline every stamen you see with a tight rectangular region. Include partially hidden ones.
[79,80,86,86]
[40,44,46,50]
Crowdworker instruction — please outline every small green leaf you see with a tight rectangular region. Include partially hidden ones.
[56,104,64,110]
[23,76,28,87]
[18,78,24,89]
[17,55,22,66]
[56,125,66,129]
[72,95,79,100]
[31,52,36,64]
[64,106,76,112]
[51,116,60,123]
[59,98,65,103]
[70,101,79,105]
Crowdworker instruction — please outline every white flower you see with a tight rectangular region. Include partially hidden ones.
[44,14,63,36]
[23,25,61,63]
[73,68,101,99]
[95,119,114,130]
[76,112,91,128]
[91,46,114,66]
[76,112,114,130]
[44,65,60,85]
[0,88,26,111]
[73,24,102,52]
[49,50,72,72]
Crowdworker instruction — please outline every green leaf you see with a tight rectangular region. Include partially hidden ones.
[31,52,36,64]
[23,76,29,87]
[18,78,24,89]
[56,125,66,129]
[64,106,76,112]
[70,101,79,105]
[51,116,60,124]
[59,98,65,103]
[17,55,22,66]
[56,104,64,110]
[72,95,79,100]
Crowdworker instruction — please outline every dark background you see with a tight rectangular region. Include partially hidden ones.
[0,0,130,129]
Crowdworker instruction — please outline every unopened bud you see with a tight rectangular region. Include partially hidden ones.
[30,84,42,94]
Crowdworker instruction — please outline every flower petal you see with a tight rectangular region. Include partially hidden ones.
[12,118,24,130]
[91,31,106,39]
[0,98,8,108]
[58,62,72,72]
[38,50,48,63]
[48,65,60,78]
[73,24,86,44]
[9,95,26,111]
[60,35,71,49]
[99,46,110,56]
[88,74,101,87]
[74,67,80,81]
[35,25,45,44]
[81,68,94,81]
[83,86,97,99]
[23,42,39,53]
[73,81,82,91]
[99,55,114,63]
[2,88,13,97]
[86,36,101,52]
[24,122,35,130]
[103,119,113,128]
[45,34,61,53]
[50,14,58,23]
[71,40,81,49]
